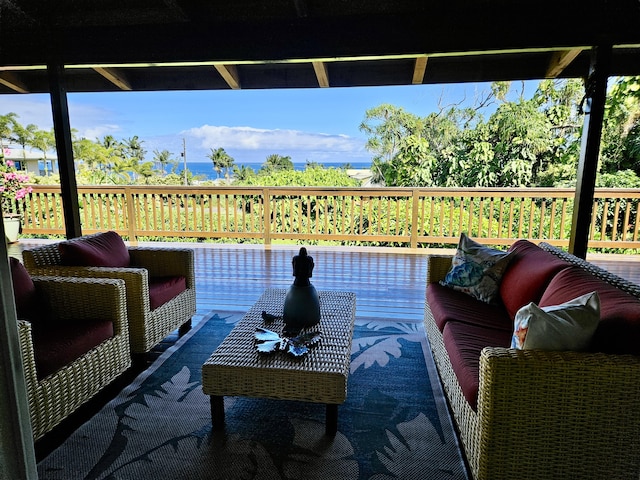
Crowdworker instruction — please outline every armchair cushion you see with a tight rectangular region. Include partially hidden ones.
[59,230,130,267]
[10,257,49,322]
[149,275,187,310]
[32,319,114,378]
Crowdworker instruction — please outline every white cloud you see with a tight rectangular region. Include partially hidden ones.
[1,95,122,140]
[184,125,364,154]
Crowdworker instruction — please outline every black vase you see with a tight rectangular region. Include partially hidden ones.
[283,283,321,336]
[283,247,320,336]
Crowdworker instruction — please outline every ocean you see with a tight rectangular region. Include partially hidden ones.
[179,161,372,181]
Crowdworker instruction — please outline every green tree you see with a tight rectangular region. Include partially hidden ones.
[359,104,422,166]
[10,120,37,167]
[152,149,175,175]
[207,147,235,180]
[260,154,294,174]
[601,76,640,178]
[31,128,56,176]
[0,112,18,151]
[232,164,256,182]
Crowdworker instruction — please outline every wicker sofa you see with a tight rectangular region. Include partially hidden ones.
[424,240,640,480]
[23,232,197,354]
[10,257,131,440]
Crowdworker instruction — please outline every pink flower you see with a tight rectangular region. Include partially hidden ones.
[0,160,32,206]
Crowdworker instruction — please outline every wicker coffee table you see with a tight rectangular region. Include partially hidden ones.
[201,288,356,435]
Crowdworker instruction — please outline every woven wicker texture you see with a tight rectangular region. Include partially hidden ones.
[18,276,131,441]
[202,288,356,404]
[424,250,640,480]
[23,236,196,354]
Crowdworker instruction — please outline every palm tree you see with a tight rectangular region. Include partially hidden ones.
[0,112,18,152]
[261,154,294,173]
[153,149,174,175]
[11,121,37,169]
[123,136,146,162]
[31,128,55,176]
[232,164,256,182]
[207,147,235,180]
[137,161,156,184]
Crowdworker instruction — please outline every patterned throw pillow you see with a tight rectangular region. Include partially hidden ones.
[511,291,600,351]
[440,233,513,304]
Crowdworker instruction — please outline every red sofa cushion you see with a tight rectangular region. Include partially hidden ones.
[499,240,570,319]
[539,266,640,355]
[149,276,187,310]
[59,231,130,267]
[442,320,512,410]
[32,319,114,378]
[427,283,512,332]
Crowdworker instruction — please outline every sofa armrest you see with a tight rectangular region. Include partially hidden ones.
[427,255,453,284]
[32,276,129,337]
[477,347,640,478]
[128,247,195,288]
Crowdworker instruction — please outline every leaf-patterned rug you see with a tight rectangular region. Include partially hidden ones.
[38,312,469,480]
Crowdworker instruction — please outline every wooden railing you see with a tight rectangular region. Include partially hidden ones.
[15,185,640,251]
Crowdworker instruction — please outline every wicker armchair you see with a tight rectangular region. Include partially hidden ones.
[23,238,197,354]
[18,276,131,441]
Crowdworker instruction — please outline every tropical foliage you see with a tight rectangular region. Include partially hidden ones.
[360,77,640,188]
[2,77,640,193]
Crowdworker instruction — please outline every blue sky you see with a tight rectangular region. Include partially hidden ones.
[2,81,539,167]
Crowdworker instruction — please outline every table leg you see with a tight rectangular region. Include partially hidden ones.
[326,404,338,436]
[210,395,225,431]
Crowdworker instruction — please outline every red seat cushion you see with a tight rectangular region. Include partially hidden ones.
[148,276,187,310]
[499,240,570,319]
[427,282,512,332]
[9,257,48,322]
[32,319,114,378]
[442,320,512,410]
[59,231,130,267]
[539,267,640,355]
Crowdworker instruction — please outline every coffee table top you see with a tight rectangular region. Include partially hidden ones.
[202,288,356,403]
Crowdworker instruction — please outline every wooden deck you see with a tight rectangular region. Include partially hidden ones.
[7,240,639,461]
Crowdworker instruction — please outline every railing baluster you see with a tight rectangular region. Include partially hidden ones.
[18,185,640,250]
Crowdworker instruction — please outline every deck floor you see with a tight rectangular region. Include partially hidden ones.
[7,241,638,461]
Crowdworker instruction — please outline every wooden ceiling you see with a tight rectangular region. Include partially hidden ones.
[1,0,639,94]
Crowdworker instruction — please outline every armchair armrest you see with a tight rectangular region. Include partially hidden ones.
[128,247,195,288]
[427,255,453,284]
[477,347,640,478]
[32,276,129,337]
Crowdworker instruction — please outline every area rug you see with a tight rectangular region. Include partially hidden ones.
[38,311,469,480]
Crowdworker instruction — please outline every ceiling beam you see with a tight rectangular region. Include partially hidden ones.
[93,67,132,90]
[0,72,29,93]
[546,48,584,78]
[312,61,329,87]
[412,55,428,84]
[214,64,241,89]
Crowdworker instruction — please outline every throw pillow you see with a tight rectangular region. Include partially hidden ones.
[59,231,130,267]
[511,291,600,351]
[440,233,513,304]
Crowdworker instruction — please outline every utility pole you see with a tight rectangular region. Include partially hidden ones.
[182,138,187,186]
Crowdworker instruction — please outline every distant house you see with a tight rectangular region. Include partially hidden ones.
[2,145,58,177]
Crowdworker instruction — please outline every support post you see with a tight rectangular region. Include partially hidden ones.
[569,45,611,258]
[0,221,38,479]
[48,62,82,239]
